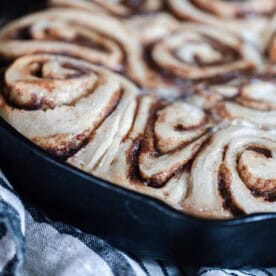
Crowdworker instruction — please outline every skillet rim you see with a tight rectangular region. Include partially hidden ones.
[0,117,276,226]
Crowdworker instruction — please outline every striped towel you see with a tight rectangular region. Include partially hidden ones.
[0,171,275,276]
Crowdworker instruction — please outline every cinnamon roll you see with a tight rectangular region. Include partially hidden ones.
[0,9,145,84]
[140,24,262,95]
[188,75,276,128]
[49,0,163,17]
[49,0,178,48]
[166,0,276,49]
[69,95,212,207]
[183,124,276,218]
[0,54,138,158]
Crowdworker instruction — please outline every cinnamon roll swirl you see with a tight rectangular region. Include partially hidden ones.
[166,0,276,49]
[0,9,145,84]
[49,0,163,17]
[141,24,262,95]
[69,95,212,207]
[189,75,276,128]
[183,124,276,218]
[0,54,137,158]
[49,0,178,48]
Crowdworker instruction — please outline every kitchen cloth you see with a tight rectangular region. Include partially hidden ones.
[0,170,275,276]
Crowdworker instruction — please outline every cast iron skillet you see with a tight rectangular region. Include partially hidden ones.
[0,0,276,268]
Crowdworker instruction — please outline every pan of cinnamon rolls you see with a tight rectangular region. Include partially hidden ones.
[0,0,276,266]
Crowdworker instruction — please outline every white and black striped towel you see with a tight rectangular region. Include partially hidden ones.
[0,171,275,276]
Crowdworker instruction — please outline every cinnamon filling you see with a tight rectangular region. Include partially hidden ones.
[218,164,245,216]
